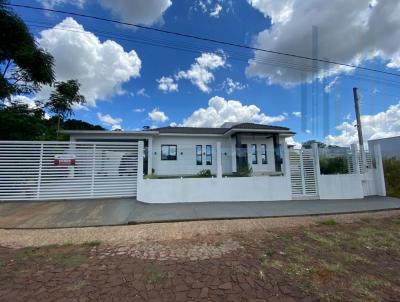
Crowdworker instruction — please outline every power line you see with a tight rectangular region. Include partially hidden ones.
[6,2,400,79]
[24,20,400,91]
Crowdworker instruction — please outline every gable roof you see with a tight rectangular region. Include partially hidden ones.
[149,123,293,135]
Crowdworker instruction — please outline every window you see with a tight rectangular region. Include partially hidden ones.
[251,144,258,164]
[261,144,267,164]
[196,145,202,165]
[161,145,177,160]
[206,145,212,165]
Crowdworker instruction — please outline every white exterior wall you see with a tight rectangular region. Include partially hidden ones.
[241,136,276,173]
[138,175,291,203]
[151,136,232,176]
[318,174,364,199]
[151,135,277,176]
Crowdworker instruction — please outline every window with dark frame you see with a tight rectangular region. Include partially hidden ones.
[261,144,267,164]
[196,145,202,165]
[206,145,212,165]
[161,145,177,160]
[251,144,258,164]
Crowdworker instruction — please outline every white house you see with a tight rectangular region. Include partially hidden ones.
[0,123,386,202]
[64,122,295,177]
[62,122,385,204]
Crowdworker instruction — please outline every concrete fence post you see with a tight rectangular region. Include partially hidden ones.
[373,144,386,196]
[137,141,144,200]
[351,144,360,175]
[311,142,321,195]
[216,141,222,178]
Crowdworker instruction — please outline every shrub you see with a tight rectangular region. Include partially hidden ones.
[197,169,212,177]
[383,158,400,198]
[319,156,349,175]
[237,163,253,177]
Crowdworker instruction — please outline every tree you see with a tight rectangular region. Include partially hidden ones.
[0,0,54,100]
[0,103,47,140]
[302,140,326,149]
[0,103,104,141]
[45,80,86,135]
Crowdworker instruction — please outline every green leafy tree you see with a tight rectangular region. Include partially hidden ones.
[0,103,105,141]
[0,103,47,140]
[0,0,54,100]
[45,80,86,135]
[302,140,327,149]
[383,158,400,198]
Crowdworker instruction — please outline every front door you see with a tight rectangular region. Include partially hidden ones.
[236,144,248,171]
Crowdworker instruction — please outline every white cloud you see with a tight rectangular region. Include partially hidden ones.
[325,102,400,146]
[286,136,302,149]
[157,76,178,93]
[8,95,37,109]
[181,96,286,127]
[292,111,302,118]
[247,0,294,24]
[222,78,247,94]
[97,112,123,130]
[324,77,339,93]
[210,4,223,18]
[133,108,145,113]
[148,108,168,123]
[169,122,178,127]
[99,0,172,26]
[176,52,226,93]
[246,0,400,86]
[40,0,85,9]
[37,17,141,107]
[193,1,232,18]
[136,88,149,98]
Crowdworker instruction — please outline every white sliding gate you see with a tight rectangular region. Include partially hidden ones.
[289,149,318,199]
[0,141,138,201]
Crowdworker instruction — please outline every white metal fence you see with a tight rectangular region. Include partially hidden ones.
[0,141,138,201]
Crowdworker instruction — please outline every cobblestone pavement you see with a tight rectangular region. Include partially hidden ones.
[1,214,400,301]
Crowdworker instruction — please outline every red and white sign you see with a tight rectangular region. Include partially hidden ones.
[54,154,76,166]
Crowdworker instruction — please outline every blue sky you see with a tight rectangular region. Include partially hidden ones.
[10,0,400,146]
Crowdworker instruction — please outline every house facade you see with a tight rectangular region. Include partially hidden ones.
[65,122,294,177]
[0,123,386,203]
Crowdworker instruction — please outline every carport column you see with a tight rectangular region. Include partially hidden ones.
[216,141,222,178]
[230,137,237,173]
[147,137,153,175]
[373,144,386,196]
[282,141,290,176]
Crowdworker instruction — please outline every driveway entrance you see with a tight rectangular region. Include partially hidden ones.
[0,141,138,201]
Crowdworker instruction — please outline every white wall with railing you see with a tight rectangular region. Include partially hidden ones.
[316,143,385,199]
[137,140,386,203]
[137,141,291,203]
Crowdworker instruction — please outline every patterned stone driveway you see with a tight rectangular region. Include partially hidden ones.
[1,214,400,301]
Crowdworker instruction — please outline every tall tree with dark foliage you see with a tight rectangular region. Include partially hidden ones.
[0,0,54,100]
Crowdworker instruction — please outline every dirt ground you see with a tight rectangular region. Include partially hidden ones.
[0,213,400,301]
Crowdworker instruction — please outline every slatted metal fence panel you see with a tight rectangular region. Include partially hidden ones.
[289,149,318,198]
[0,141,138,201]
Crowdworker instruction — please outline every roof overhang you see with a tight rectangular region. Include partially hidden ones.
[223,128,295,137]
[61,130,158,136]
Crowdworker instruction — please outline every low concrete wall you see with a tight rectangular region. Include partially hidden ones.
[138,175,291,203]
[319,174,364,199]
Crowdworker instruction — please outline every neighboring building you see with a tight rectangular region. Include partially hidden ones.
[63,122,295,177]
[369,136,400,159]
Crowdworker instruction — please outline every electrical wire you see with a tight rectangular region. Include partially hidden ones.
[6,2,400,79]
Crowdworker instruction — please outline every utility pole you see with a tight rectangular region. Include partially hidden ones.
[353,87,367,173]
